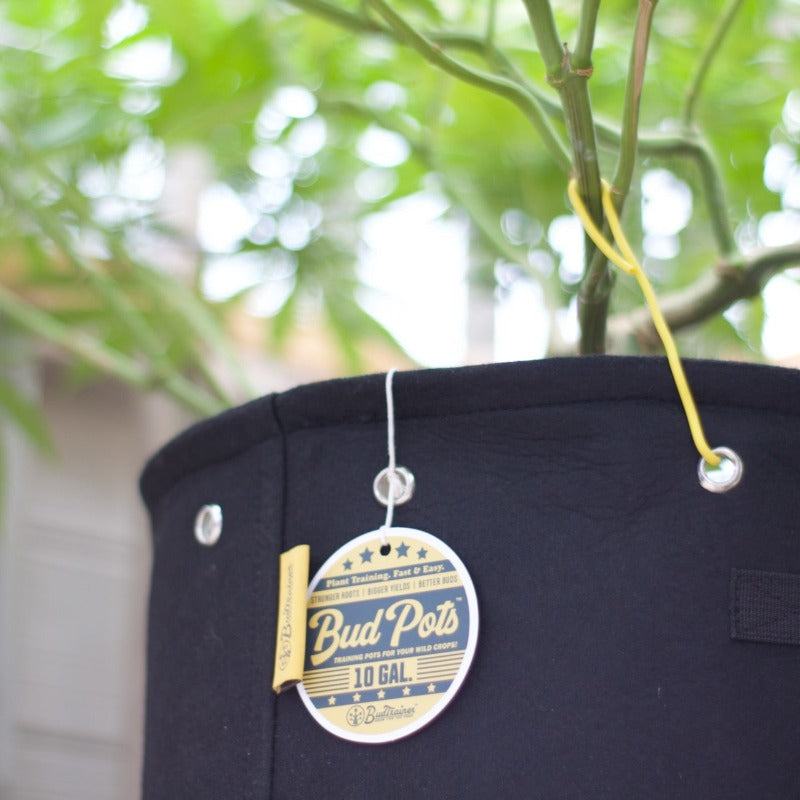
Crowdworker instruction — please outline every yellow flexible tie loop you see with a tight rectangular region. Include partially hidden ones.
[567,178,721,467]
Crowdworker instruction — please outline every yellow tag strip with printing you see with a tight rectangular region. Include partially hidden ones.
[272,544,310,694]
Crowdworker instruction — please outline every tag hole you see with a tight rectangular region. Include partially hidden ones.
[380,543,391,556]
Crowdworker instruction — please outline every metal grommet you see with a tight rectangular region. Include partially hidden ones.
[373,466,415,507]
[698,447,743,493]
[194,504,223,546]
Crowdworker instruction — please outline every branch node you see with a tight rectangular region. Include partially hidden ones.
[548,44,593,85]
[714,260,740,279]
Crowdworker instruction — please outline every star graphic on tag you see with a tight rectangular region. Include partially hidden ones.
[353,693,361,702]
[328,696,336,706]
[402,686,411,696]
[427,683,436,693]
[395,541,410,558]
[342,559,353,571]
[416,547,428,560]
[359,547,373,563]
[377,689,386,699]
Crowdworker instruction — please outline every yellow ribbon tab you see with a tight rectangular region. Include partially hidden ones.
[272,544,310,694]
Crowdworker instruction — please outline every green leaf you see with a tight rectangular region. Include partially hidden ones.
[0,435,6,536]
[0,378,54,455]
[393,0,444,23]
[270,285,300,348]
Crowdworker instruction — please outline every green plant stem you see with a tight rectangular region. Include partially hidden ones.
[523,0,609,352]
[566,0,656,352]
[486,0,498,48]
[287,0,513,85]
[607,242,800,348]
[0,285,224,416]
[430,30,563,117]
[682,0,746,126]
[364,0,572,172]
[636,132,737,257]
[565,75,609,354]
[611,0,657,198]
[286,0,573,171]
[520,0,601,213]
[573,0,658,354]
[288,0,380,33]
[574,0,601,69]
[520,0,565,78]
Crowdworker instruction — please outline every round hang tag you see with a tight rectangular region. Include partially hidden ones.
[298,527,479,744]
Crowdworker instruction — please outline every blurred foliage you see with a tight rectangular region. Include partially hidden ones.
[0,0,799,473]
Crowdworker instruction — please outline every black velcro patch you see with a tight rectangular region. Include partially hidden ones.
[731,568,800,646]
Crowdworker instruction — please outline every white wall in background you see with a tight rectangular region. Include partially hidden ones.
[0,366,189,800]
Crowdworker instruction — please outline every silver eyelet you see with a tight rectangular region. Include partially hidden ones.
[698,447,743,493]
[194,504,223,546]
[373,466,415,506]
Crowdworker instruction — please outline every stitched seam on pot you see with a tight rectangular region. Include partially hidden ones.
[267,393,288,800]
[276,394,793,436]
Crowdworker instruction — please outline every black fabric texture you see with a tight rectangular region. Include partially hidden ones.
[730,568,800,645]
[139,356,800,799]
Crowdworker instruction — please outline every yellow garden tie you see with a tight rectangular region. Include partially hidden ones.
[567,178,743,492]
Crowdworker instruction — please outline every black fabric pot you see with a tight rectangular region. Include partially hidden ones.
[139,356,800,799]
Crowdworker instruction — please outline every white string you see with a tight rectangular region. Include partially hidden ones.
[380,368,398,546]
